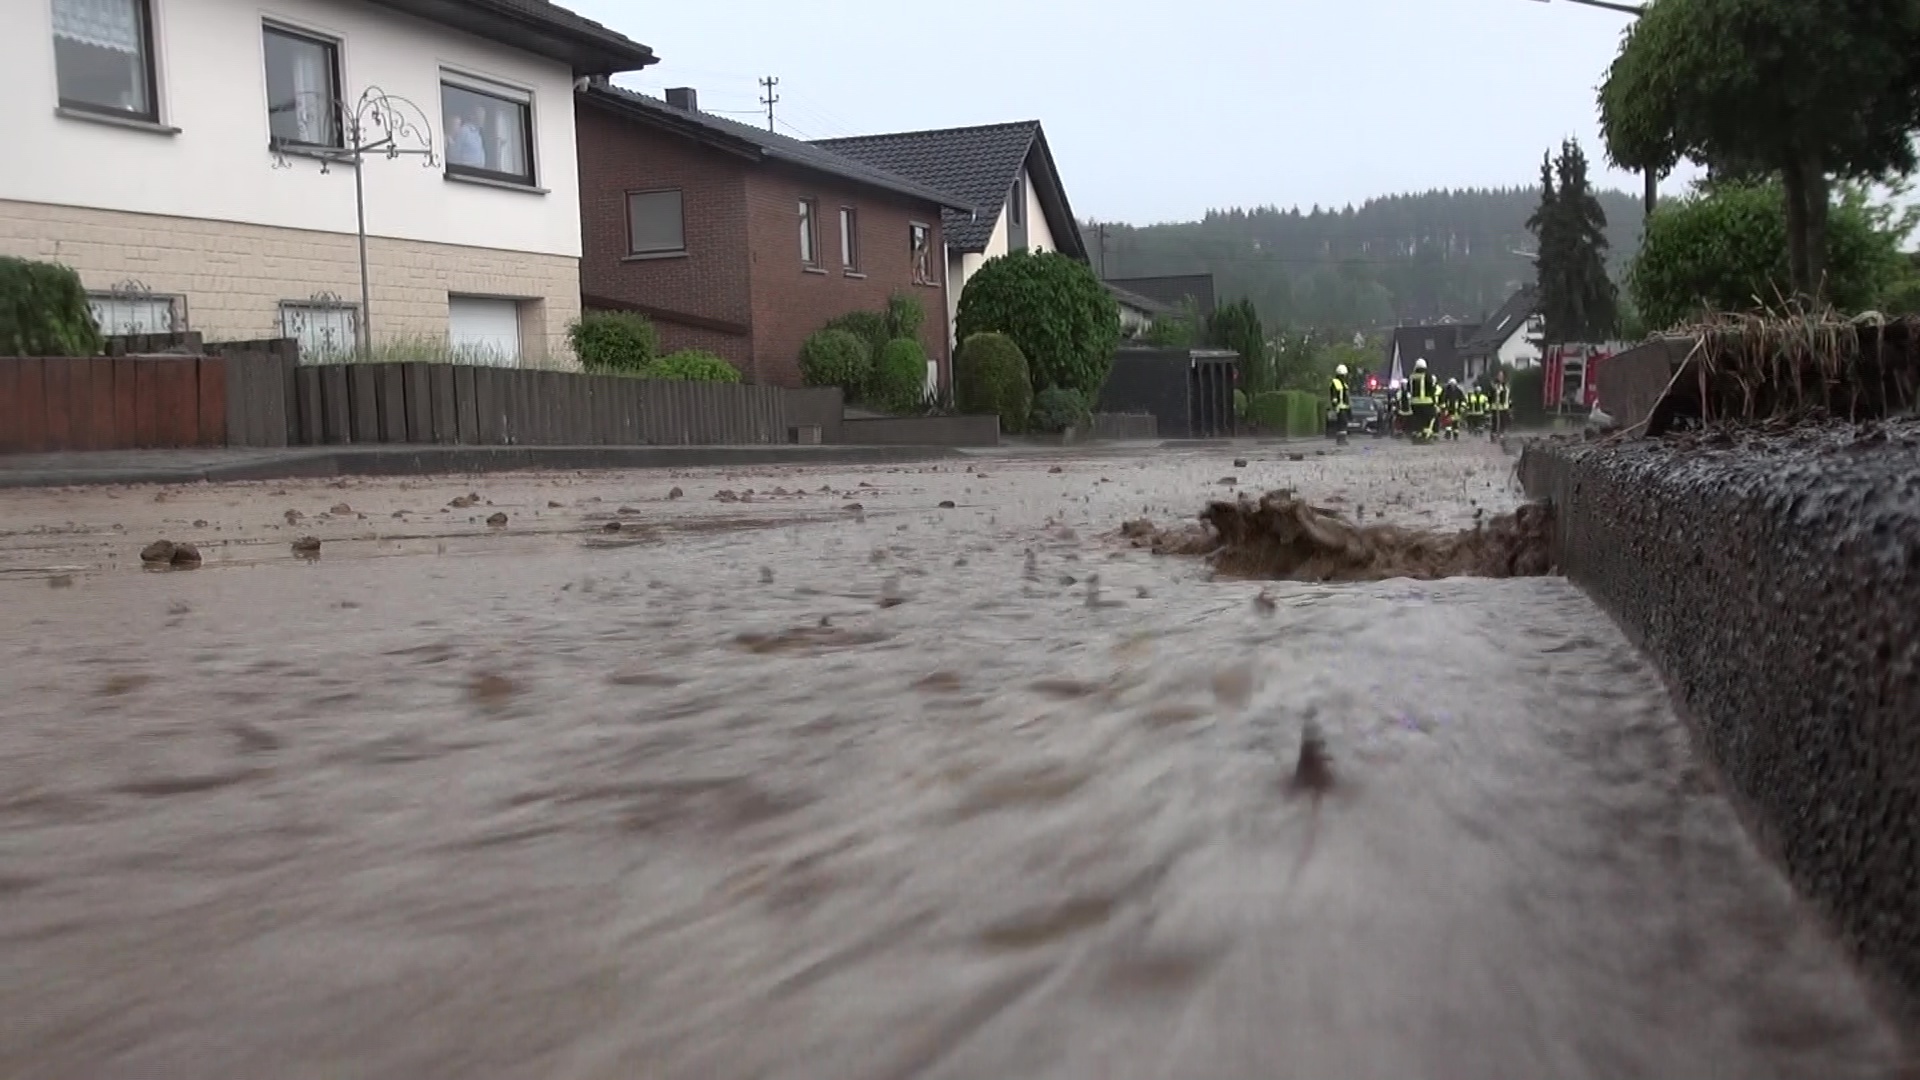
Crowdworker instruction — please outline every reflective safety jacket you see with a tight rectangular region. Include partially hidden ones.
[1394,387,1413,415]
[1465,391,1488,416]
[1329,376,1350,410]
[1438,382,1465,412]
[1490,383,1512,411]
[1407,372,1438,405]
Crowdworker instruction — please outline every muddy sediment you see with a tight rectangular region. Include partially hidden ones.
[1127,491,1555,581]
[1521,425,1920,1024]
[0,442,1909,1077]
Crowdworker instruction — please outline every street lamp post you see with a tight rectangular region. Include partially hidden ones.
[1529,0,1657,218]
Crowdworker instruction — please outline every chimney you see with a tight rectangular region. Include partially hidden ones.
[665,87,697,112]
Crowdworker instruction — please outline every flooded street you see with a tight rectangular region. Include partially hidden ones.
[0,441,1907,1079]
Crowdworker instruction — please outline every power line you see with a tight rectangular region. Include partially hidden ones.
[775,116,816,141]
[758,76,779,133]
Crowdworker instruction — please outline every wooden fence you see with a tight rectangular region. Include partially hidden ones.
[2,345,855,453]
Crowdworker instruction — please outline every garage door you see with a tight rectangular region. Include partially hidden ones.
[447,296,521,366]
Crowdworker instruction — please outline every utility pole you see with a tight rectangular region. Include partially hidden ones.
[1094,222,1109,278]
[1527,0,1656,219]
[758,76,780,133]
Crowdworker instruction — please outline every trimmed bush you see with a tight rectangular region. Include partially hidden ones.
[569,311,657,374]
[868,337,928,413]
[1233,388,1249,419]
[799,328,872,394]
[954,249,1121,397]
[955,332,1032,435]
[646,349,741,383]
[1029,387,1091,433]
[0,257,102,357]
[1245,390,1323,436]
[823,310,891,371]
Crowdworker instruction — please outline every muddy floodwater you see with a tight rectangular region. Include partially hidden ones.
[0,441,1908,1079]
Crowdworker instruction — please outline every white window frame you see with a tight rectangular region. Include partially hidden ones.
[839,205,859,272]
[440,69,537,187]
[262,21,344,150]
[51,0,161,124]
[910,221,937,286]
[798,197,819,267]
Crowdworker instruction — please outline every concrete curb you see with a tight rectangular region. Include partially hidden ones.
[1519,431,1920,1016]
[0,444,964,489]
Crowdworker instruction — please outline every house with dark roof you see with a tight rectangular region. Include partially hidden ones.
[814,121,1086,336]
[3,0,655,365]
[1102,274,1217,319]
[1104,282,1172,338]
[575,83,971,388]
[1382,322,1480,386]
[1454,286,1543,380]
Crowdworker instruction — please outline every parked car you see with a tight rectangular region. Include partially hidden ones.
[1348,394,1385,436]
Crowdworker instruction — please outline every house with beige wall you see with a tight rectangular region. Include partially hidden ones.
[0,0,655,365]
[816,121,1088,348]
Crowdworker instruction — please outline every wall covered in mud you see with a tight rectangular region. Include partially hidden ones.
[1519,429,1920,1008]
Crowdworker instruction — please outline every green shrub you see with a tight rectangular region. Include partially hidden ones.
[799,328,872,394]
[1244,390,1323,436]
[0,257,102,357]
[1029,387,1091,433]
[954,249,1121,397]
[646,349,741,383]
[1233,388,1248,419]
[867,338,928,413]
[822,310,891,371]
[954,332,1032,435]
[569,311,657,374]
[885,292,925,341]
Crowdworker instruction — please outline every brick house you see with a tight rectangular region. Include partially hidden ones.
[575,82,971,388]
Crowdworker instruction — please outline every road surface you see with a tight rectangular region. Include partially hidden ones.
[0,440,1907,1078]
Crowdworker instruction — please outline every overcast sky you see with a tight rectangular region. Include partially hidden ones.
[571,0,1695,225]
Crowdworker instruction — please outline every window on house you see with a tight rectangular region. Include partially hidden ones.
[1424,337,1437,351]
[442,78,534,186]
[263,25,341,148]
[279,300,359,361]
[626,189,685,255]
[52,0,157,121]
[798,198,819,266]
[87,290,182,336]
[910,222,935,285]
[839,207,859,272]
[1010,176,1025,225]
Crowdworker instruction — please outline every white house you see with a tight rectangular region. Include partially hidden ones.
[1456,287,1544,382]
[0,0,655,364]
[815,121,1088,344]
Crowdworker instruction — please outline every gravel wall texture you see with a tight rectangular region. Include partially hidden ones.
[1519,427,1920,1010]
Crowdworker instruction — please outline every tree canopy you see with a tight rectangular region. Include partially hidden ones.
[1630,180,1915,330]
[1529,140,1620,344]
[955,250,1120,397]
[1600,0,1920,297]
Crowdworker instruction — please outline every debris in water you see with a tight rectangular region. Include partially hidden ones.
[669,487,685,500]
[844,503,864,512]
[1234,458,1249,468]
[759,566,774,584]
[1288,454,1305,462]
[49,574,73,589]
[548,500,564,509]
[1252,589,1277,613]
[603,521,623,533]
[1125,490,1554,581]
[938,500,956,509]
[486,512,509,528]
[1049,466,1064,474]
[449,494,479,509]
[1293,720,1334,793]
[291,536,322,557]
[139,540,175,564]
[1218,476,1238,486]
[330,503,352,516]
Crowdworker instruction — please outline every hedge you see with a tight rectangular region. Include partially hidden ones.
[799,328,872,396]
[570,311,657,374]
[646,349,741,383]
[868,337,928,413]
[1245,389,1323,437]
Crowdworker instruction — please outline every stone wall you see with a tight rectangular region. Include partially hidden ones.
[1,200,580,364]
[1519,432,1920,1010]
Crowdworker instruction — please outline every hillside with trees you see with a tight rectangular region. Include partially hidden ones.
[1079,186,1645,333]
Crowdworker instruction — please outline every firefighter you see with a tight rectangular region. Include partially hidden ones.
[1489,369,1513,439]
[1406,360,1438,442]
[1464,384,1488,434]
[1439,378,1466,440]
[1391,381,1411,437]
[1329,364,1352,442]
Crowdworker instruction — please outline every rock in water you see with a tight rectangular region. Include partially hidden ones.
[291,536,322,557]
[140,540,176,563]
[486,512,509,528]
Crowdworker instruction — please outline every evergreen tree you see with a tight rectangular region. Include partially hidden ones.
[1528,141,1620,344]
